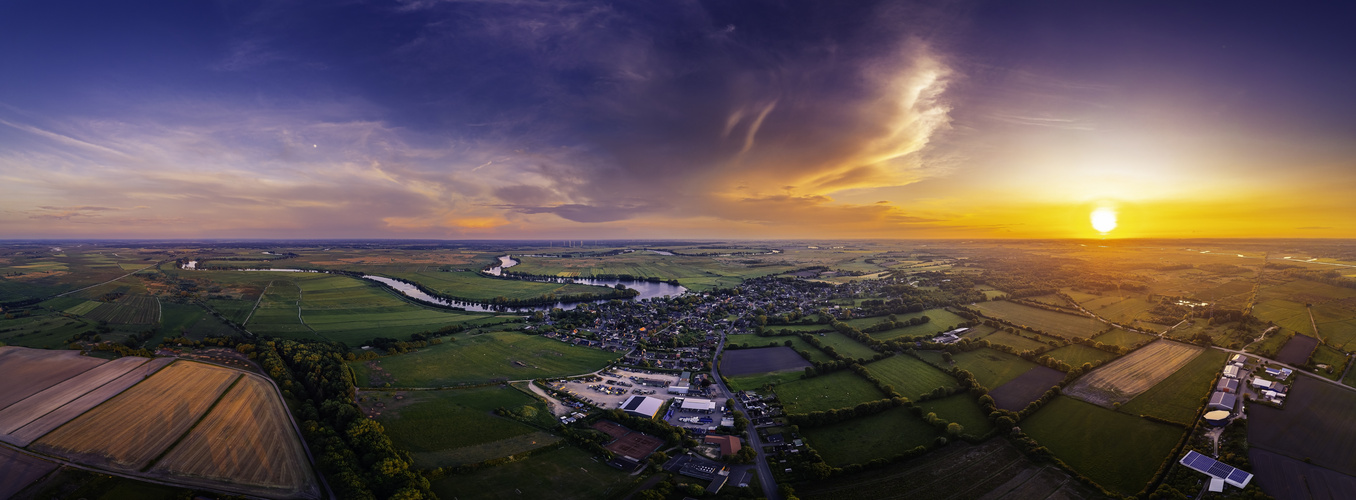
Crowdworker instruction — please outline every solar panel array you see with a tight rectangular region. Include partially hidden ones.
[1180,450,1252,487]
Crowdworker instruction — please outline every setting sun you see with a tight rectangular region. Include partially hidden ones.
[1091,207,1118,233]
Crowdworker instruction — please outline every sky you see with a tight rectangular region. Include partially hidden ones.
[1,0,1354,240]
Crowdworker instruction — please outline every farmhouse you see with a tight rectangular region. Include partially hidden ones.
[1208,392,1237,412]
[620,395,665,418]
[681,398,718,413]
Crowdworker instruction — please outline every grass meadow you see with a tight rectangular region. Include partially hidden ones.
[1118,349,1227,423]
[1022,396,1184,496]
[775,370,887,415]
[974,301,1104,339]
[864,355,958,399]
[918,394,994,437]
[951,348,1037,390]
[371,386,559,468]
[1043,344,1116,368]
[430,445,639,500]
[801,407,938,466]
[352,331,622,387]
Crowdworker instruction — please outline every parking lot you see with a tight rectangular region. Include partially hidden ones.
[553,368,686,410]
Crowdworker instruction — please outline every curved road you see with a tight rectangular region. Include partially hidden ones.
[710,329,781,500]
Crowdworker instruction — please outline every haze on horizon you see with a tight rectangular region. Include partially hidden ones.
[2,1,1354,240]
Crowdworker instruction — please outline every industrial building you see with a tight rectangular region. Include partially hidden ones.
[1180,450,1253,491]
[1208,392,1237,411]
[620,395,665,418]
[681,398,718,413]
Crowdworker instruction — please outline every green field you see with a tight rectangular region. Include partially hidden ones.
[1077,295,1157,325]
[974,301,1104,338]
[815,332,879,359]
[952,348,1037,390]
[917,394,994,437]
[298,275,495,344]
[509,252,794,291]
[1022,396,1185,496]
[370,386,559,468]
[1091,328,1155,349]
[867,309,971,341]
[352,331,623,387]
[728,336,834,363]
[728,370,806,392]
[1118,349,1227,423]
[391,270,619,302]
[63,300,102,316]
[1309,344,1349,380]
[863,355,958,400]
[980,331,1052,353]
[775,370,887,415]
[0,312,91,349]
[84,294,159,324]
[1043,344,1116,368]
[801,407,938,466]
[430,445,640,500]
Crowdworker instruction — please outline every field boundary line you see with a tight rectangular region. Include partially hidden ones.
[53,262,162,298]
[6,357,151,438]
[241,281,271,326]
[155,295,162,324]
[140,373,243,472]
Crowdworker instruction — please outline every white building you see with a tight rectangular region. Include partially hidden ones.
[681,398,717,413]
[620,395,665,418]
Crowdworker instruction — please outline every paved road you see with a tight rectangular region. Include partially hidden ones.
[1210,346,1356,393]
[710,329,781,500]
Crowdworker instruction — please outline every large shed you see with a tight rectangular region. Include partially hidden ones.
[1208,392,1237,411]
[620,395,665,418]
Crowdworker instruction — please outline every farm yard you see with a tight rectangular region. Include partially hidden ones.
[1117,349,1227,423]
[351,331,623,387]
[1022,396,1184,496]
[720,346,813,376]
[366,386,559,469]
[796,438,1105,500]
[987,366,1065,411]
[973,300,1105,338]
[1249,376,1356,477]
[801,407,937,466]
[1062,340,1203,408]
[774,370,886,415]
[863,354,958,400]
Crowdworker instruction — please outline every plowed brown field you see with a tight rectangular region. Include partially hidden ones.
[1063,340,1203,408]
[0,347,107,410]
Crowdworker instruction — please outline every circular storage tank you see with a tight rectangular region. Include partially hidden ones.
[1203,410,1230,426]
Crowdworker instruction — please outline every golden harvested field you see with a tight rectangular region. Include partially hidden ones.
[1063,340,1203,408]
[5,357,175,446]
[151,373,318,499]
[32,361,239,472]
[0,356,147,437]
[0,346,108,409]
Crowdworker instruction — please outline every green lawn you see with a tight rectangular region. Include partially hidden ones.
[1022,396,1185,496]
[352,331,623,387]
[1044,344,1116,369]
[864,355,958,400]
[430,445,640,500]
[952,348,1037,390]
[775,370,887,415]
[1119,349,1227,423]
[974,301,1104,338]
[918,394,994,437]
[370,386,559,468]
[1309,344,1349,380]
[801,407,938,466]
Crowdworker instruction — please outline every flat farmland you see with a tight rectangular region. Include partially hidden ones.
[352,331,622,387]
[430,445,639,500]
[863,355,958,399]
[981,331,1051,352]
[974,300,1104,338]
[1091,328,1155,350]
[0,314,95,349]
[1249,448,1356,500]
[720,346,813,376]
[1022,396,1184,496]
[1274,334,1319,365]
[0,356,148,439]
[952,348,1037,390]
[797,438,1106,500]
[246,281,309,335]
[1044,344,1116,368]
[1249,375,1356,477]
[1079,295,1156,324]
[0,347,108,409]
[1063,340,1203,408]
[867,309,971,340]
[5,357,175,446]
[296,274,494,343]
[1117,349,1227,423]
[151,374,318,499]
[815,331,879,359]
[728,370,804,391]
[64,300,101,315]
[801,406,937,466]
[989,366,1065,411]
[84,294,159,325]
[507,253,793,291]
[917,395,993,436]
[369,387,559,468]
[774,370,886,415]
[0,446,58,499]
[32,361,239,472]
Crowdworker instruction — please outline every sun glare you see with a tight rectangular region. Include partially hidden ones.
[1091,207,1118,233]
